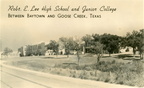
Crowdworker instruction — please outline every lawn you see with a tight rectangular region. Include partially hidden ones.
[4,54,144,87]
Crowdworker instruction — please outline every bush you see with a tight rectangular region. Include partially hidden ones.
[7,57,144,87]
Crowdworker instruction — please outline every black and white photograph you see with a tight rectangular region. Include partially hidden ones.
[0,0,144,88]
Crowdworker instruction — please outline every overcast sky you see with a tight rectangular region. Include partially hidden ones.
[0,0,143,51]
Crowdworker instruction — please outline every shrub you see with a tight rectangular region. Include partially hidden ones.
[7,57,144,87]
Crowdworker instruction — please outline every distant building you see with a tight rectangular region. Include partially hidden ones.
[45,50,54,55]
[120,46,140,55]
[18,42,46,56]
[120,47,133,53]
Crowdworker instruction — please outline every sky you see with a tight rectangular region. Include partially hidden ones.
[0,0,143,51]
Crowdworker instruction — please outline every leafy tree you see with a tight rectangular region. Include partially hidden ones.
[92,34,101,42]
[59,37,78,57]
[2,47,13,56]
[137,30,143,59]
[126,30,143,57]
[92,33,121,56]
[83,34,101,53]
[46,40,59,55]
[101,34,121,56]
[59,37,70,57]
[59,36,84,64]
[120,36,127,48]
[91,42,104,63]
[74,37,83,65]
[128,29,144,59]
[82,34,93,47]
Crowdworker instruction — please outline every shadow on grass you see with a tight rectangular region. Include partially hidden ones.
[102,56,111,58]
[42,57,68,59]
[114,54,140,60]
[116,54,132,58]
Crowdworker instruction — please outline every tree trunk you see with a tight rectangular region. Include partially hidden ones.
[67,54,69,58]
[109,53,111,57]
[97,54,100,63]
[56,54,58,57]
[140,52,144,59]
[133,47,136,57]
[97,57,100,63]
[77,51,80,66]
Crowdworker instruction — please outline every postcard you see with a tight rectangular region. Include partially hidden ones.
[0,0,143,88]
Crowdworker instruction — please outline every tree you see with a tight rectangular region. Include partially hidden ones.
[102,34,121,56]
[137,30,143,59]
[59,37,69,57]
[133,29,144,59]
[82,34,93,47]
[2,47,13,56]
[120,36,127,48]
[74,37,83,65]
[126,30,143,57]
[83,35,104,63]
[46,40,59,55]
[92,33,121,56]
[92,42,104,63]
[92,34,101,42]
[59,37,77,57]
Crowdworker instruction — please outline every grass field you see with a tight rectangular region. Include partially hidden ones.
[4,54,144,87]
